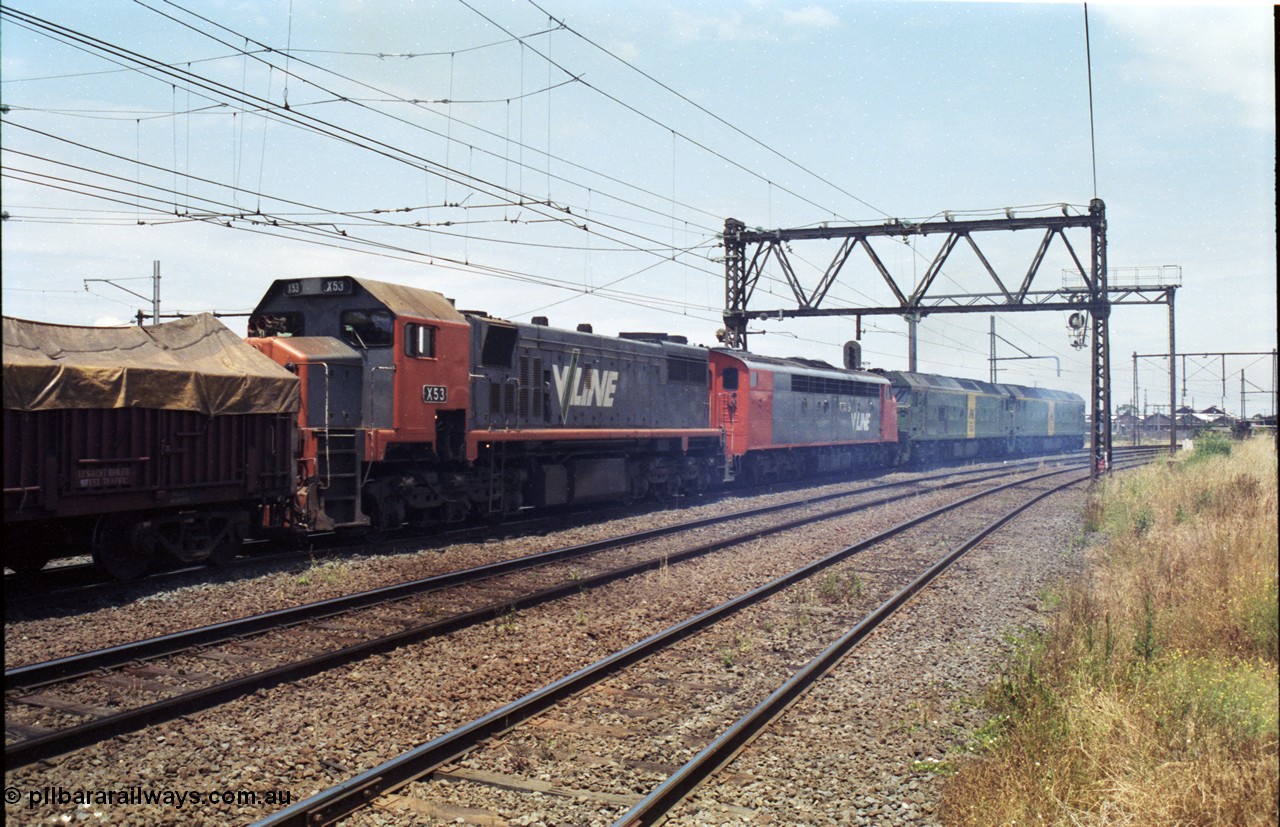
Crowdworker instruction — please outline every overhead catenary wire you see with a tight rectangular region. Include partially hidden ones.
[5,0,890,307]
[454,0,858,225]
[136,0,733,234]
[5,3,1095,389]
[3,6,730,283]
[142,0,733,236]
[1,144,727,319]
[3,124,725,271]
[525,0,889,221]
[6,1,796,333]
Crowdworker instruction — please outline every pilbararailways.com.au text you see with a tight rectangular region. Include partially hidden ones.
[8,785,293,810]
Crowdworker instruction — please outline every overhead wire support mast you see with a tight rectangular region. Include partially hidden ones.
[721,200,1114,478]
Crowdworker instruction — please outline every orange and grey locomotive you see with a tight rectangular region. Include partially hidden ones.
[246,276,721,535]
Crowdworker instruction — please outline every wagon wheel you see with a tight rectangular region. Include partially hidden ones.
[91,515,154,581]
[5,525,57,575]
[207,514,249,566]
[6,549,54,576]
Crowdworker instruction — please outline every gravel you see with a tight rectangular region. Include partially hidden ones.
[4,466,1087,826]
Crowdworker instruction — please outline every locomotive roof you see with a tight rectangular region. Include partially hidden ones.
[356,278,466,322]
[467,311,710,359]
[2,314,300,416]
[1002,384,1083,402]
[878,370,1004,394]
[713,349,889,385]
[255,277,466,323]
[880,369,1082,403]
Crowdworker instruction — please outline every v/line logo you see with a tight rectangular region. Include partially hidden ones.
[552,351,618,424]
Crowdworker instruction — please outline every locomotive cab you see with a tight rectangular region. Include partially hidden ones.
[247,276,471,530]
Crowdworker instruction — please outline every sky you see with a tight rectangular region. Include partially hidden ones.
[2,0,1275,416]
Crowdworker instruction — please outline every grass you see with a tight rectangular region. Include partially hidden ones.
[294,558,351,587]
[941,435,1278,825]
[818,570,865,604]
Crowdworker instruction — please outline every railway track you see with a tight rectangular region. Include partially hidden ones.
[4,448,1158,611]
[246,453,1154,826]
[3,451,1140,771]
[1,501,667,613]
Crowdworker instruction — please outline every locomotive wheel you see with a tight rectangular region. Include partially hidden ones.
[91,516,154,581]
[625,463,650,503]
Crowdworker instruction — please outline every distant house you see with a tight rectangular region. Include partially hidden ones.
[1175,409,1233,434]
[1112,412,1140,434]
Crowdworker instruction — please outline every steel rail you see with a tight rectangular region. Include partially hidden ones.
[250,460,1110,827]
[4,458,1079,770]
[5,448,1156,606]
[613,460,1149,826]
[6,452,1101,691]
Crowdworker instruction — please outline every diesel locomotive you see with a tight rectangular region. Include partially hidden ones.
[3,275,1086,578]
[245,276,722,534]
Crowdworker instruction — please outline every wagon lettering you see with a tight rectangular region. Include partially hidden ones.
[75,466,133,488]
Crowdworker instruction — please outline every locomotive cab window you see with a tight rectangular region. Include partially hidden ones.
[405,323,436,358]
[248,312,304,338]
[340,309,393,348]
[722,368,739,391]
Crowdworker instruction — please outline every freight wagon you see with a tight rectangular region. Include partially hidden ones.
[3,315,300,579]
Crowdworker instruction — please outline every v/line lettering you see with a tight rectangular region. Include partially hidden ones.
[552,364,619,410]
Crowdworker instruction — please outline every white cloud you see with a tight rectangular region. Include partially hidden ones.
[670,4,839,42]
[670,10,769,43]
[1099,5,1275,132]
[782,6,840,29]
[612,40,641,62]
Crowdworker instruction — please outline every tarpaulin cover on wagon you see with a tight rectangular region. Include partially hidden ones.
[2,314,300,416]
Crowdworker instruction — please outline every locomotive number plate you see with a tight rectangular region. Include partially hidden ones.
[422,385,448,404]
[283,277,352,296]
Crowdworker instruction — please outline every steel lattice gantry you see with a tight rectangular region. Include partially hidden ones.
[722,199,1114,477]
